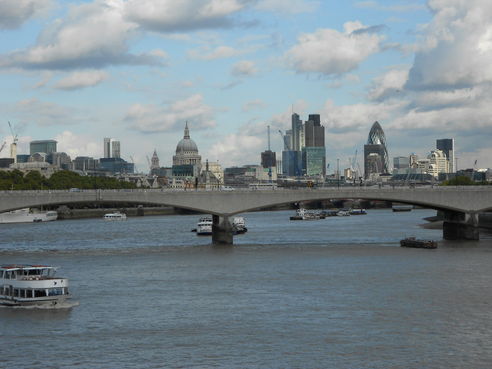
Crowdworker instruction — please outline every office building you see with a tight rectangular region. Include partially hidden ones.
[436,138,455,172]
[48,152,72,170]
[261,150,276,169]
[304,115,325,147]
[291,113,303,151]
[302,113,326,177]
[428,149,449,177]
[282,151,303,177]
[99,157,134,174]
[104,138,111,158]
[104,138,121,159]
[72,156,98,172]
[111,140,120,159]
[302,146,326,176]
[393,156,409,170]
[364,121,389,179]
[30,140,57,155]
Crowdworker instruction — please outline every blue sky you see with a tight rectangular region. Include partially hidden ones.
[0,0,491,172]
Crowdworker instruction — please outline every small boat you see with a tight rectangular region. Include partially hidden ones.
[349,208,367,215]
[336,209,351,216]
[103,212,127,220]
[0,264,73,307]
[196,217,212,235]
[0,208,58,224]
[320,210,338,217]
[392,205,413,212]
[400,237,438,249]
[290,208,325,220]
[232,217,248,234]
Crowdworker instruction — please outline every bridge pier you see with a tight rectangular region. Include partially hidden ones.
[443,211,479,240]
[212,215,233,245]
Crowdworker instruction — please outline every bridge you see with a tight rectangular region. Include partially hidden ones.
[1,186,492,244]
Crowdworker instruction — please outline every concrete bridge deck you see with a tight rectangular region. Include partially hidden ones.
[1,186,491,243]
[0,186,491,215]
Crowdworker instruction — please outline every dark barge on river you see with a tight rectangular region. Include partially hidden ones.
[400,237,438,249]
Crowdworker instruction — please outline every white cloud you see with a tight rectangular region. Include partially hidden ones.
[285,22,384,75]
[206,134,263,166]
[242,99,266,112]
[231,60,257,76]
[187,45,241,60]
[54,70,109,90]
[406,0,492,90]
[255,0,320,14]
[320,99,405,133]
[12,98,80,127]
[0,0,53,29]
[0,0,164,70]
[55,131,100,158]
[355,1,425,12]
[368,68,409,100]
[125,94,216,133]
[124,0,245,32]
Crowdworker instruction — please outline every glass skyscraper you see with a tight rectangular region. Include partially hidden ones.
[29,140,57,155]
[436,138,455,172]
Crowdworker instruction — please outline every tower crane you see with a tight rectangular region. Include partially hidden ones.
[0,141,6,154]
[130,156,138,173]
[278,130,291,151]
[8,121,18,162]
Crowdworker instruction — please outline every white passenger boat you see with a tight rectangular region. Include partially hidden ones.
[290,208,326,220]
[232,217,248,234]
[103,212,127,220]
[0,264,73,307]
[196,217,212,235]
[0,208,58,224]
[336,209,351,216]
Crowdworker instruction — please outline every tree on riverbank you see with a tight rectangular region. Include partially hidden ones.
[0,170,137,190]
[440,176,490,186]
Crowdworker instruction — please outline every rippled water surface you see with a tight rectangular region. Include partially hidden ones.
[1,209,492,368]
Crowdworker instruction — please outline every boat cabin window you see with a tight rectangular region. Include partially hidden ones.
[48,288,64,296]
[34,289,48,298]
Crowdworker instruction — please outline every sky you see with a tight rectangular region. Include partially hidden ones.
[0,0,491,173]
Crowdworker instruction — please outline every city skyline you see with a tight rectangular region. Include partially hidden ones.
[1,0,492,171]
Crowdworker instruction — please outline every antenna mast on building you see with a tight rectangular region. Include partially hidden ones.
[267,125,271,151]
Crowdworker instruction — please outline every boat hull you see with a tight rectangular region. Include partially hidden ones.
[400,238,438,249]
[0,295,72,307]
[0,209,57,224]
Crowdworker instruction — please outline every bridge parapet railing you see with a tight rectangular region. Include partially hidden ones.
[0,185,491,196]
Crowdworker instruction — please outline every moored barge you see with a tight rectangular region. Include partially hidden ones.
[400,237,438,249]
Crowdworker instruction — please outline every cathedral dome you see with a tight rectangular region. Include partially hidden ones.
[175,123,198,154]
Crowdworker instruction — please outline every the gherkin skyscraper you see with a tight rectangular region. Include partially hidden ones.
[364,121,389,179]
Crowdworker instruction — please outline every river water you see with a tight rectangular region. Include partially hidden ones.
[1,209,492,368]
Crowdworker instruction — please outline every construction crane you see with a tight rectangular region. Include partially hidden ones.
[130,156,138,173]
[8,121,18,162]
[146,155,151,170]
[278,129,291,151]
[0,141,6,154]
